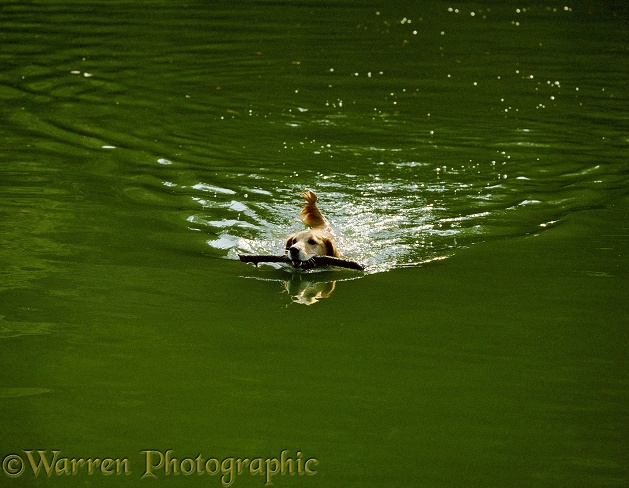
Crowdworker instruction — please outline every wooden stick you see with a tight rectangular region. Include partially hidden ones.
[238,254,364,271]
[238,255,287,266]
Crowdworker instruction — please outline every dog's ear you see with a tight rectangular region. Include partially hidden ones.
[285,236,296,250]
[324,238,340,257]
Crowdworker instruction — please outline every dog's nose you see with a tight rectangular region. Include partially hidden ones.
[288,246,300,258]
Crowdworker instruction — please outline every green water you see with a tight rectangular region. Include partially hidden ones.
[1,1,627,486]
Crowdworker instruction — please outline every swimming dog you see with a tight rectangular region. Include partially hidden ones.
[285,191,339,268]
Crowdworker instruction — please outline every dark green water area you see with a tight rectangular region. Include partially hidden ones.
[1,1,627,486]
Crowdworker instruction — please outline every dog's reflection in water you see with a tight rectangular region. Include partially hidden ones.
[283,274,337,305]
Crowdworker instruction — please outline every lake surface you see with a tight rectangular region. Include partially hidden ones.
[1,1,627,486]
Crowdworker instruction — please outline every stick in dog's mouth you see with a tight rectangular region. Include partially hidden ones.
[239,191,365,272]
[239,254,364,271]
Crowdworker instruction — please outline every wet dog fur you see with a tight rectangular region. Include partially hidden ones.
[285,191,339,268]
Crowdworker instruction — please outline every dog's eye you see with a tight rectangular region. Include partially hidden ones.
[307,238,317,245]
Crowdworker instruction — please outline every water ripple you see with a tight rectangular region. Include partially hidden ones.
[0,0,625,278]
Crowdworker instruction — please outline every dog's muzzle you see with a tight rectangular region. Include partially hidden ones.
[287,247,315,268]
[288,246,301,260]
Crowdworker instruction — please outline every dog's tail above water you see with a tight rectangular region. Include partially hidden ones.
[298,190,327,229]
